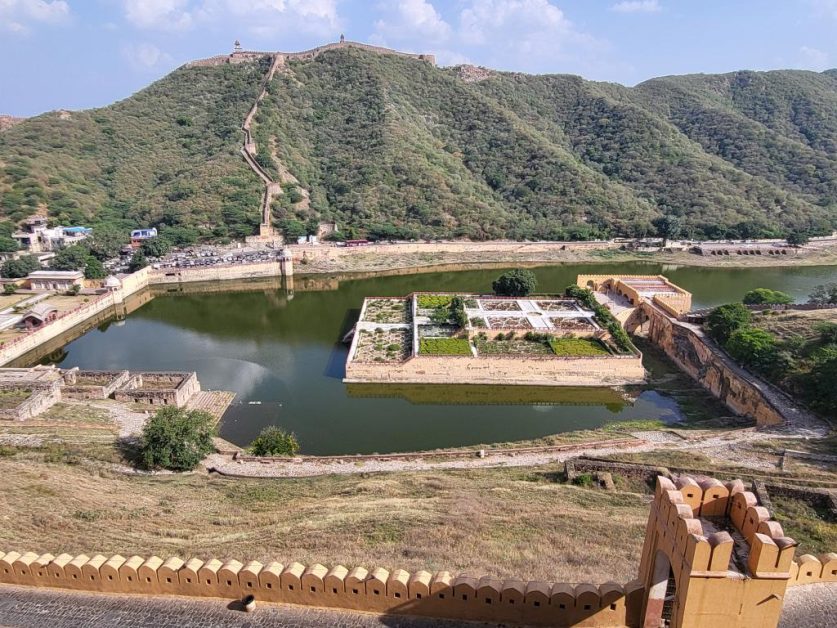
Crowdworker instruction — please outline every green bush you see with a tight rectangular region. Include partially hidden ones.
[742,288,793,305]
[419,338,472,355]
[726,327,781,375]
[139,406,216,471]
[249,425,300,457]
[492,269,537,297]
[3,284,16,295]
[706,303,751,344]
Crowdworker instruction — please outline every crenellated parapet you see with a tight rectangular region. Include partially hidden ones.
[0,549,645,626]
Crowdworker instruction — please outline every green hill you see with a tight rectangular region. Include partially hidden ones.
[1,48,835,243]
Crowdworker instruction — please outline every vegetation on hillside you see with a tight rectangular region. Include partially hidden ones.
[0,58,268,241]
[1,50,836,242]
[706,290,837,416]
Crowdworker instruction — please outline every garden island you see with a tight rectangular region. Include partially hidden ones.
[345,272,697,387]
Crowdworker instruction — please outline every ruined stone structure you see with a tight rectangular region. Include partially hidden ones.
[0,474,833,626]
[0,366,201,418]
[114,372,200,408]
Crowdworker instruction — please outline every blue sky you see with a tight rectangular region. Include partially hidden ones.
[2,0,836,116]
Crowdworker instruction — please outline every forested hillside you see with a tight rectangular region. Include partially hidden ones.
[1,48,835,243]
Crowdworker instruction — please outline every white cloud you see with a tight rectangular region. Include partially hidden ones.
[121,42,174,71]
[611,0,661,13]
[373,0,451,44]
[0,0,70,33]
[808,0,837,19]
[799,45,830,70]
[122,0,193,30]
[121,0,340,37]
[455,0,608,74]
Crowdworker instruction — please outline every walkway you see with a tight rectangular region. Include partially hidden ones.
[0,585,498,628]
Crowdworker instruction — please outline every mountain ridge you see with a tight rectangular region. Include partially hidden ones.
[0,46,834,244]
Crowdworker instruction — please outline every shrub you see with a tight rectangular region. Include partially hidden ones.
[706,303,751,344]
[429,305,450,325]
[742,288,793,305]
[470,316,486,327]
[139,406,216,471]
[249,425,300,457]
[808,282,837,306]
[726,327,781,375]
[492,269,537,297]
[3,283,16,295]
[815,322,837,345]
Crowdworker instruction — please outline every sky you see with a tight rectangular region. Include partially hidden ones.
[1,0,836,116]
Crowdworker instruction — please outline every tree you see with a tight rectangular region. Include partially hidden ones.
[52,244,90,271]
[0,236,19,253]
[786,231,809,247]
[1,255,40,279]
[808,282,837,306]
[84,256,107,279]
[706,303,751,344]
[492,269,537,297]
[128,251,148,272]
[87,225,127,260]
[449,296,468,328]
[742,288,793,305]
[249,425,300,457]
[652,214,683,245]
[140,237,171,258]
[139,406,216,471]
[726,327,780,375]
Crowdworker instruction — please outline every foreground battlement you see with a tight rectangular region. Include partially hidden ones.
[0,474,833,627]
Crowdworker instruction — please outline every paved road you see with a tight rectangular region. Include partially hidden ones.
[0,585,503,628]
[0,582,833,627]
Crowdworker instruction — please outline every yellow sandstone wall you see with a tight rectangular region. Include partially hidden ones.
[0,550,643,627]
[346,354,646,387]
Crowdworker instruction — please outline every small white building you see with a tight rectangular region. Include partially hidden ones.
[27,270,84,292]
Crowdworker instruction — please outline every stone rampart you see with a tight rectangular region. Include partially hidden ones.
[0,550,642,626]
[642,304,797,426]
[346,353,645,387]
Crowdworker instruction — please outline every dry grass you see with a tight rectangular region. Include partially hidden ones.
[750,309,837,343]
[0,453,648,584]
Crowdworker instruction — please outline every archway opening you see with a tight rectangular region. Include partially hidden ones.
[644,550,676,628]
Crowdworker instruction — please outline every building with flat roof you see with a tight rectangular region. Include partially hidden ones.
[27,270,84,292]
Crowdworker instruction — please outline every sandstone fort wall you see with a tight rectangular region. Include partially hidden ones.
[642,305,789,426]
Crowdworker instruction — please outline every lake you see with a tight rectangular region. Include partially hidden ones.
[43,262,837,454]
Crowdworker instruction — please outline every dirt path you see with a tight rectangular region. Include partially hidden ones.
[205,415,830,478]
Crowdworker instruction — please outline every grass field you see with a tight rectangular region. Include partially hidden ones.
[0,452,648,583]
[419,337,472,355]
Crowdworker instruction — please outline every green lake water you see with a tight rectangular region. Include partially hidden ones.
[45,262,837,454]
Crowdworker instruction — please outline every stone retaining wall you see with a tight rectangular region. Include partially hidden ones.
[642,304,791,426]
[345,353,645,387]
